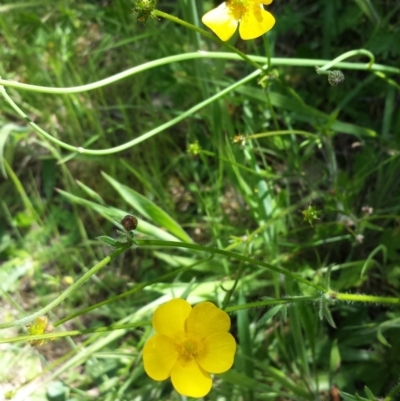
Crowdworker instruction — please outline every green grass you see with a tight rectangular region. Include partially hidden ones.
[1,0,400,400]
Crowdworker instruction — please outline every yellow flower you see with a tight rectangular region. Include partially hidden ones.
[26,316,54,346]
[143,298,236,397]
[202,0,275,41]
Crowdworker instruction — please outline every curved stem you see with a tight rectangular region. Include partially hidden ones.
[1,51,397,157]
[316,49,375,73]
[0,68,262,155]
[0,51,397,95]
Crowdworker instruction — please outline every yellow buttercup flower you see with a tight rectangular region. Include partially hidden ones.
[143,298,236,398]
[26,316,54,346]
[202,0,275,41]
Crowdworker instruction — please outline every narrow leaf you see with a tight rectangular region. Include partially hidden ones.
[102,172,193,243]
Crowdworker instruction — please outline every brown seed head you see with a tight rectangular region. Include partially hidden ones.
[121,215,138,231]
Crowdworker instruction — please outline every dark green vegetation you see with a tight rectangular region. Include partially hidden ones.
[1,0,400,400]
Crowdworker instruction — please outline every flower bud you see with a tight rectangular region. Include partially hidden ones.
[328,70,345,86]
[132,0,156,22]
[121,215,138,232]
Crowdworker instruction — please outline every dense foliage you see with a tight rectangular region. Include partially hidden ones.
[0,0,399,400]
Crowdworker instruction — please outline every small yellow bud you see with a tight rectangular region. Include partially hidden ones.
[301,204,321,226]
[26,316,55,346]
[187,141,202,156]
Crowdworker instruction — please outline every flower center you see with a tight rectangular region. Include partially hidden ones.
[226,0,247,18]
[178,337,204,362]
[227,0,247,6]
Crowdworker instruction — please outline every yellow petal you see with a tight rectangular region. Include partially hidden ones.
[186,302,231,338]
[196,332,236,373]
[143,334,179,380]
[258,0,273,4]
[239,4,275,40]
[202,2,240,42]
[153,298,191,339]
[171,358,212,397]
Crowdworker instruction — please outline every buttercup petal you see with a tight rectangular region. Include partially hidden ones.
[143,334,179,381]
[239,4,275,40]
[153,298,191,339]
[186,302,230,338]
[202,2,239,41]
[171,358,212,397]
[259,0,273,4]
[196,332,237,373]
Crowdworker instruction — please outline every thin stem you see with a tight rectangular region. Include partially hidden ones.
[0,321,150,344]
[316,49,375,74]
[152,9,263,70]
[134,240,326,292]
[247,130,318,140]
[0,242,132,329]
[0,68,262,155]
[1,50,395,157]
[0,52,397,95]
[225,296,320,313]
[0,239,323,330]
[329,291,400,305]
[55,256,213,326]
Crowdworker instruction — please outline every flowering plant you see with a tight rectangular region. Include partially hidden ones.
[202,0,275,41]
[143,298,236,397]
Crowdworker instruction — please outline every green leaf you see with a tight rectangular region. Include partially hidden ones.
[96,236,121,248]
[330,339,341,372]
[264,366,313,400]
[0,123,24,178]
[352,0,380,24]
[256,304,284,328]
[102,172,193,243]
[76,180,105,205]
[235,86,378,138]
[322,298,337,328]
[364,386,376,401]
[361,244,387,277]
[237,288,254,384]
[56,189,182,242]
[340,391,370,401]
[0,256,35,292]
[46,380,68,401]
[42,158,57,200]
[376,326,391,348]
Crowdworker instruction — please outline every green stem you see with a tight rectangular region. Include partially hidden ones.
[0,240,324,330]
[0,52,397,95]
[55,256,212,326]
[0,321,150,344]
[0,67,262,156]
[316,49,375,74]
[0,242,132,329]
[134,240,325,292]
[225,296,320,313]
[328,291,400,305]
[221,259,247,310]
[247,130,318,140]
